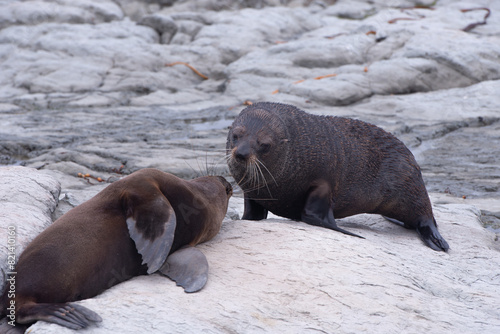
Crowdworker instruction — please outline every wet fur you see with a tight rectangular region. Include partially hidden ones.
[226,102,449,251]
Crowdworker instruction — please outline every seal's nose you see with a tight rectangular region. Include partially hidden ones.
[234,144,250,162]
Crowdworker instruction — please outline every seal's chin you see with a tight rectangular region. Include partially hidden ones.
[228,154,276,196]
[228,157,246,180]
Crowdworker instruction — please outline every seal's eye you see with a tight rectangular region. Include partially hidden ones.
[259,143,271,153]
[231,126,246,143]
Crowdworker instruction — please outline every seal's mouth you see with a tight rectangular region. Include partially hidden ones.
[228,150,276,197]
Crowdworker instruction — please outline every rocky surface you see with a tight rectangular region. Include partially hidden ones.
[25,196,500,334]
[0,166,60,293]
[0,0,499,332]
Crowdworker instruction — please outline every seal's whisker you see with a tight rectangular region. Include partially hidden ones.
[254,159,272,197]
[242,196,278,201]
[236,161,252,188]
[195,155,206,176]
[217,154,232,165]
[227,152,269,194]
[240,186,269,195]
[238,179,268,194]
[255,158,278,187]
[184,160,202,177]
[252,162,264,193]
[252,161,265,193]
[207,154,222,176]
[237,172,249,187]
[204,151,211,176]
[250,161,258,191]
[200,153,223,176]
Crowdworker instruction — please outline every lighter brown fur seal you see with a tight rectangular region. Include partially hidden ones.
[226,102,449,252]
[0,168,232,331]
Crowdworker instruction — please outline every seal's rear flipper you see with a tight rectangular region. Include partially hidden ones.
[302,181,364,239]
[416,219,450,252]
[159,246,209,293]
[16,302,102,330]
[384,216,449,252]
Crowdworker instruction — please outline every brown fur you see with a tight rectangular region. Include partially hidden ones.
[0,168,232,330]
[227,102,449,251]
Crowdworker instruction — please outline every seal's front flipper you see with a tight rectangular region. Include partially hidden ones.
[16,302,102,330]
[159,246,209,293]
[125,191,177,274]
[242,197,268,220]
[302,181,364,239]
[416,218,449,252]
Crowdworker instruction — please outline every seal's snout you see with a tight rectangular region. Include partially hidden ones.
[216,176,233,197]
[234,144,251,162]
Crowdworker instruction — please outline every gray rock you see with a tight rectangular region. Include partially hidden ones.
[325,0,376,19]
[0,167,60,293]
[167,19,204,44]
[285,72,372,106]
[0,0,500,332]
[169,31,193,45]
[138,14,178,43]
[0,0,123,29]
[225,16,500,104]
[28,201,500,333]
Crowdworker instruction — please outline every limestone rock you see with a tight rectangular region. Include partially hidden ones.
[0,1,500,331]
[28,202,500,333]
[0,0,123,29]
[138,14,178,43]
[0,167,60,293]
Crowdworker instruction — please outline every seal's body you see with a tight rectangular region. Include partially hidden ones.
[0,168,232,330]
[226,102,448,252]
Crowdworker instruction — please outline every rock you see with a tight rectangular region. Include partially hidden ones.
[168,19,203,44]
[0,0,500,331]
[0,167,60,293]
[0,0,123,29]
[225,18,500,105]
[138,14,178,43]
[325,0,377,19]
[27,201,500,333]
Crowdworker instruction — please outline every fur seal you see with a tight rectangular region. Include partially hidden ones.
[0,168,232,330]
[226,102,449,252]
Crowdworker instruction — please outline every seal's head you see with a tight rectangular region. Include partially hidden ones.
[189,174,233,220]
[210,175,233,213]
[226,104,290,194]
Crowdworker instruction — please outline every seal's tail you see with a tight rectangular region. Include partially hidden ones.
[15,302,102,329]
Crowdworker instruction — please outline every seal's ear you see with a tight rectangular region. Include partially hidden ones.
[159,245,209,293]
[125,193,177,274]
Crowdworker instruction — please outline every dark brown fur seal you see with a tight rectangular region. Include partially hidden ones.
[0,168,232,331]
[226,102,449,252]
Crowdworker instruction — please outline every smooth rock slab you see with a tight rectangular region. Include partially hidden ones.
[0,0,123,29]
[0,166,60,293]
[28,202,500,333]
